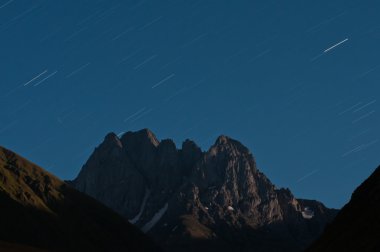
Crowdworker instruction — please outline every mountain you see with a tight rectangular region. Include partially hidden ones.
[308,165,380,251]
[0,146,161,252]
[71,129,338,252]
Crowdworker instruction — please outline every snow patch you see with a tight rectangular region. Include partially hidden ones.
[129,189,150,224]
[142,202,168,232]
[227,206,234,211]
[302,207,314,219]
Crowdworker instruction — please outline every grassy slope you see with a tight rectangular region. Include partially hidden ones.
[0,146,161,252]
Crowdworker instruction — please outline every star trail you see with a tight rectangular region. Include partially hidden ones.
[0,0,379,208]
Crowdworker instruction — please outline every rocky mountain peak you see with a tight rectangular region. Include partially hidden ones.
[71,129,338,252]
[103,132,123,148]
[83,132,124,168]
[179,140,202,177]
[120,128,160,149]
[211,135,252,157]
[158,139,177,153]
[203,135,257,183]
[182,139,201,152]
[214,135,230,145]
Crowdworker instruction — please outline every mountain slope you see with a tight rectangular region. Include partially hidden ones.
[71,129,337,252]
[0,146,161,252]
[0,241,48,252]
[308,165,380,251]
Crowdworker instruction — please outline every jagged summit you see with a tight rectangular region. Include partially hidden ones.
[103,132,123,148]
[214,135,232,145]
[105,131,119,140]
[102,130,250,156]
[120,128,160,148]
[71,129,338,252]
[159,139,177,150]
[213,134,250,150]
[181,139,201,150]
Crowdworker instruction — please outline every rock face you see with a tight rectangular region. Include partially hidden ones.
[0,146,161,252]
[71,129,338,252]
[308,165,380,252]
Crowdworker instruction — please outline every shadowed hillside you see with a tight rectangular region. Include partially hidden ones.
[0,146,161,252]
[308,165,380,251]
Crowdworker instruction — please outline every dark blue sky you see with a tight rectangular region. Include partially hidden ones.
[1,0,379,208]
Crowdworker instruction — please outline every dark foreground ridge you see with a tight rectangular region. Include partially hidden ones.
[308,165,380,251]
[71,128,338,252]
[0,146,161,252]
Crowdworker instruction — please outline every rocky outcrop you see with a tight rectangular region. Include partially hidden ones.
[71,129,338,252]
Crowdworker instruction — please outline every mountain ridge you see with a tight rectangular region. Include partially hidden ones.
[71,128,338,252]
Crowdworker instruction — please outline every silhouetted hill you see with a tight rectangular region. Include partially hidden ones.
[71,129,338,252]
[0,146,161,252]
[308,165,380,251]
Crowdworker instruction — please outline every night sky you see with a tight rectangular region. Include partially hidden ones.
[1,0,379,208]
